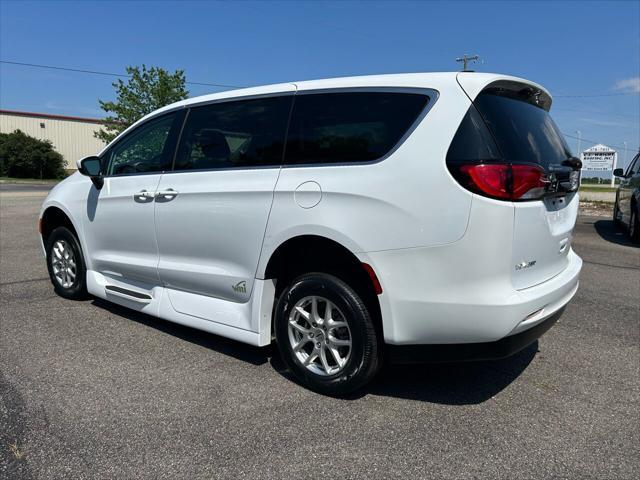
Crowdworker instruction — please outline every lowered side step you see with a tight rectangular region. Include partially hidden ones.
[105,285,153,304]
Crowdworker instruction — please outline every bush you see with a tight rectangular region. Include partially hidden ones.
[0,130,66,179]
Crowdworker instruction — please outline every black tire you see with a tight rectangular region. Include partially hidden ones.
[613,200,622,227]
[629,205,640,244]
[274,272,381,395]
[45,226,89,299]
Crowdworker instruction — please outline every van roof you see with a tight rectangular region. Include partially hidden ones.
[155,71,548,112]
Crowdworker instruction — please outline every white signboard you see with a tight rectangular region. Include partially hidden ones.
[581,144,617,171]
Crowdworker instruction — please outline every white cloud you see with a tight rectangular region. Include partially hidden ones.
[614,77,640,93]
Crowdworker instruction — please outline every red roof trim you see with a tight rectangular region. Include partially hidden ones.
[0,109,105,124]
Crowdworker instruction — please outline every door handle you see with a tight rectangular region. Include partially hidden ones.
[133,189,155,201]
[156,188,179,200]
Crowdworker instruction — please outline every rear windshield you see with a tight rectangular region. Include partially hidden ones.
[474,88,572,170]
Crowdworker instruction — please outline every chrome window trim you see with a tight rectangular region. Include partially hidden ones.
[99,87,440,177]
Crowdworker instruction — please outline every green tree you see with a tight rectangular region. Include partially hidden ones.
[0,130,66,179]
[95,65,189,144]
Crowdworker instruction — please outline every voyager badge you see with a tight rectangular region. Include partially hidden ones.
[515,260,537,271]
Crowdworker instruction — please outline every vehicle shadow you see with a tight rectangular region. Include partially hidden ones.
[91,297,536,404]
[364,343,537,404]
[270,342,537,405]
[593,219,638,248]
[90,298,272,366]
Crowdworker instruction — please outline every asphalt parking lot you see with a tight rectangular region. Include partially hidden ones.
[1,190,638,479]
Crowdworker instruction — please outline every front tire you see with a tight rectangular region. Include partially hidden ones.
[45,226,88,299]
[274,273,381,395]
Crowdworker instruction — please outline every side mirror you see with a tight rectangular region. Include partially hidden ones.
[77,156,104,189]
[613,168,625,178]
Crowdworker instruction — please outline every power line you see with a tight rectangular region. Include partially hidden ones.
[2,59,639,150]
[0,60,244,89]
[554,92,638,98]
[561,132,638,152]
[553,106,639,120]
[3,59,638,98]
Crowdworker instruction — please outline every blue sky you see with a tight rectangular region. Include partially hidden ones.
[1,0,638,169]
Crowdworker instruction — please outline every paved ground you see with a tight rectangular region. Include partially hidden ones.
[0,183,54,192]
[0,192,638,480]
[0,184,54,199]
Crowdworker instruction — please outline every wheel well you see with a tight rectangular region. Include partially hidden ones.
[264,235,383,333]
[40,207,77,244]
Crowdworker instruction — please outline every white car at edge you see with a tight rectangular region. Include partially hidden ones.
[39,72,582,394]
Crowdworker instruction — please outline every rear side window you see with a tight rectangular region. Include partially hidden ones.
[446,106,501,163]
[174,96,292,171]
[284,92,430,165]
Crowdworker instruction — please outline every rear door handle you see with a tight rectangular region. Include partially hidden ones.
[156,188,178,200]
[133,189,155,201]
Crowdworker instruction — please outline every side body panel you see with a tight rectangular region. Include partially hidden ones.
[155,168,281,327]
[153,89,295,327]
[258,80,475,279]
[39,173,92,258]
[82,174,163,285]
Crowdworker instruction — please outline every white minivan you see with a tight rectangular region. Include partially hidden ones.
[40,72,582,394]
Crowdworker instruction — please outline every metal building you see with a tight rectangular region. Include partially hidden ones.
[0,109,106,171]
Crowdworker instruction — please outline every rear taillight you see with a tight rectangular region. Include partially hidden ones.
[452,163,547,201]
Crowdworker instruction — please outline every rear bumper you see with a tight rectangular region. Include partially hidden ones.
[361,244,582,346]
[388,306,564,364]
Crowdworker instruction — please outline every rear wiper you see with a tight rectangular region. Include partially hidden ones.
[562,157,582,170]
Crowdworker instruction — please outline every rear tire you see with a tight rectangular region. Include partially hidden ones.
[45,226,89,299]
[629,205,640,244]
[613,201,622,227]
[274,272,381,395]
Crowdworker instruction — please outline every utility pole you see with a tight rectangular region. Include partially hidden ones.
[456,54,480,72]
[623,141,628,169]
[575,130,582,186]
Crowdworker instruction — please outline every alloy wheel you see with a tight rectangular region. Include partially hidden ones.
[50,239,77,288]
[287,295,352,376]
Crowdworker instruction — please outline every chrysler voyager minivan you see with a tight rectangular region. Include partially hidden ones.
[39,72,582,394]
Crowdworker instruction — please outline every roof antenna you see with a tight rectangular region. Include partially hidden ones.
[456,54,480,72]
